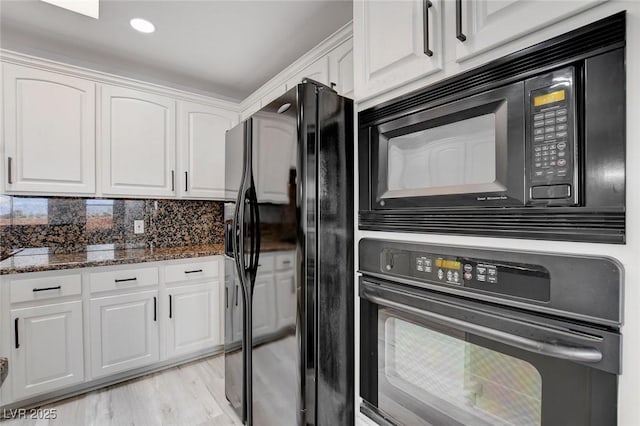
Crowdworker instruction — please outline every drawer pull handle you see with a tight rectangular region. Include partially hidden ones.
[184,269,203,274]
[14,318,19,349]
[115,277,137,283]
[282,260,291,265]
[32,285,62,292]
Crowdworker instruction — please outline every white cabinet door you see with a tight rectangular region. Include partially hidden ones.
[286,56,330,90]
[224,271,234,344]
[3,63,96,194]
[166,282,220,358]
[90,290,159,378]
[11,301,84,400]
[252,114,296,204]
[275,271,296,330]
[329,40,355,98]
[101,85,176,197]
[232,278,243,343]
[455,0,607,62]
[252,274,276,339]
[178,101,237,199]
[354,0,444,101]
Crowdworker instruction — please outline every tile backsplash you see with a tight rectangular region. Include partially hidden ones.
[0,195,224,252]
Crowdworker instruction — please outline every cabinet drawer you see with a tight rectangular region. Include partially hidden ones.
[10,274,82,304]
[90,267,159,294]
[165,260,218,284]
[275,252,295,271]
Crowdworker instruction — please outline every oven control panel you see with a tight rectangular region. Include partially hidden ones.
[382,249,550,302]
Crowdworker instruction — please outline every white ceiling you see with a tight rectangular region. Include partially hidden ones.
[0,0,353,101]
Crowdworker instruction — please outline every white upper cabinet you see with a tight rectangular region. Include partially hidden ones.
[329,40,355,98]
[252,114,296,204]
[354,0,444,101]
[101,85,176,197]
[454,0,608,63]
[3,63,96,195]
[177,101,237,199]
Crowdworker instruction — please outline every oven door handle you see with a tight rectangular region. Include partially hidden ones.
[365,293,603,364]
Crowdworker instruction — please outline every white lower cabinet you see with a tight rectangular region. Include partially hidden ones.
[252,274,277,339]
[232,278,243,344]
[1,256,223,406]
[166,282,220,358]
[10,301,84,400]
[275,271,296,329]
[226,251,295,344]
[89,290,160,378]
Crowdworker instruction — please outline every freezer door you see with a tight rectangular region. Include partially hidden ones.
[224,122,246,423]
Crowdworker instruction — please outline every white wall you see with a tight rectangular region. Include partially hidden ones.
[354,1,640,425]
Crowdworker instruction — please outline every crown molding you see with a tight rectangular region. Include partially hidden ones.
[239,20,353,111]
[0,49,241,112]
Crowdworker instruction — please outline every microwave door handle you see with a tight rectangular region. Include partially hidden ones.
[423,0,433,56]
[363,293,603,364]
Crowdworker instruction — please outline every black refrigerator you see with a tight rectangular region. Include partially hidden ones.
[224,80,354,426]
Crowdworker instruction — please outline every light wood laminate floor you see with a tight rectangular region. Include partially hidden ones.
[1,354,242,426]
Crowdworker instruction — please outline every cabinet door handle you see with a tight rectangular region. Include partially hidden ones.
[235,285,239,306]
[14,318,19,349]
[169,295,173,319]
[7,157,13,185]
[225,287,229,309]
[184,269,203,274]
[423,0,433,56]
[153,296,157,322]
[114,277,137,283]
[456,0,467,42]
[185,171,188,192]
[32,285,62,292]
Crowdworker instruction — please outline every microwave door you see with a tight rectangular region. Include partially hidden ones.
[372,81,525,210]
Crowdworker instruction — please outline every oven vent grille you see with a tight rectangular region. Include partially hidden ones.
[359,210,625,244]
[359,12,625,126]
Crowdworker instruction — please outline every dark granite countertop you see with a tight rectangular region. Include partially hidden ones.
[0,244,225,275]
[0,241,297,275]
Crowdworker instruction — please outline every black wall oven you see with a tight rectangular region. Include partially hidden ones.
[359,239,622,426]
[359,13,626,243]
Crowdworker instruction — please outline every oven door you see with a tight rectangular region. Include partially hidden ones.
[359,279,620,426]
[370,81,525,209]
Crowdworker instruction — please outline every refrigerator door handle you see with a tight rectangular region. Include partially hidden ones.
[247,180,261,287]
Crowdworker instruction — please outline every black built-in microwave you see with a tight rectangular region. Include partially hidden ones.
[359,13,626,243]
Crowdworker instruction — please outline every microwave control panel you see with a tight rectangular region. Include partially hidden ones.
[381,249,551,302]
[526,67,577,205]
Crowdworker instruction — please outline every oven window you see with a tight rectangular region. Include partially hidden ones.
[386,114,498,196]
[380,312,542,426]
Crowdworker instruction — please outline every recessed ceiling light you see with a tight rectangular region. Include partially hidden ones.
[130,18,155,34]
